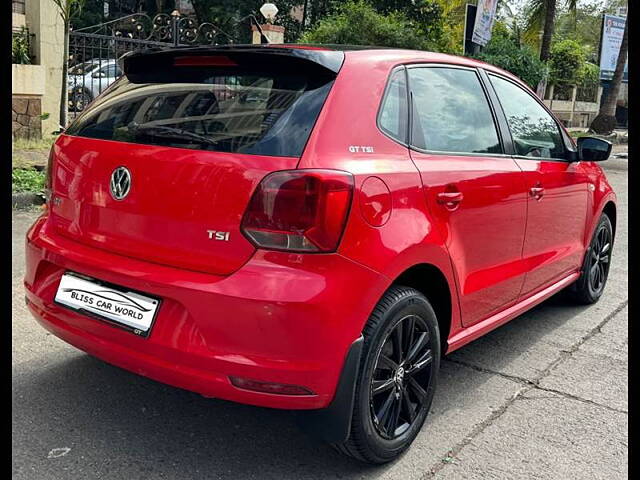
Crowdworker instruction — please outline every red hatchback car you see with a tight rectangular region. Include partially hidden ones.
[25,45,616,463]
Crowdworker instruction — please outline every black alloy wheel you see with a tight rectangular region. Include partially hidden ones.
[569,213,614,304]
[335,286,440,464]
[587,222,612,294]
[370,314,434,440]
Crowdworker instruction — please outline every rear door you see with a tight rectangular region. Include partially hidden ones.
[487,73,589,297]
[407,65,529,327]
[50,49,341,275]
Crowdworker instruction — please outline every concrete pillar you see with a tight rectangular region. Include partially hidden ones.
[25,0,65,134]
[251,24,285,44]
[569,85,577,127]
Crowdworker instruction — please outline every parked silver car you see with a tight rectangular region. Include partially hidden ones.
[68,59,122,112]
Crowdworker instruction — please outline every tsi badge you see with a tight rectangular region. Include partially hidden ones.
[207,230,230,241]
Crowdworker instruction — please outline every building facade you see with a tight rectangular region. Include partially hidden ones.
[12,0,65,138]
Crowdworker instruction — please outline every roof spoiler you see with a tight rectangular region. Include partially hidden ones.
[122,45,345,79]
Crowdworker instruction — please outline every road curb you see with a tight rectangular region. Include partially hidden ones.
[12,192,45,209]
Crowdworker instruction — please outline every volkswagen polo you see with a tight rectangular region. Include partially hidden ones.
[25,45,616,463]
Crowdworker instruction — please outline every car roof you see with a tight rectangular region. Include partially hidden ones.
[270,44,527,90]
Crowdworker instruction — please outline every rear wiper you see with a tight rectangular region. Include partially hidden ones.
[128,123,219,147]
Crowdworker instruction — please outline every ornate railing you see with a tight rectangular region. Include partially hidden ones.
[67,12,238,115]
[74,12,235,46]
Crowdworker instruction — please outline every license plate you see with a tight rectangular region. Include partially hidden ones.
[54,272,161,337]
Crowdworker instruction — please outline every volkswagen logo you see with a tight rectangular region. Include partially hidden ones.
[110,166,131,201]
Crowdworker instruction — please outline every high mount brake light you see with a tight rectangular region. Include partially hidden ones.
[241,169,354,253]
[173,56,238,67]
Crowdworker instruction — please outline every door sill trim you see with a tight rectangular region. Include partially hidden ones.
[446,271,580,354]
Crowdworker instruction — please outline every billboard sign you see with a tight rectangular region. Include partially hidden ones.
[599,14,628,82]
[472,0,498,46]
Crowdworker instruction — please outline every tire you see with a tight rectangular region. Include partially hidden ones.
[569,213,614,304]
[334,286,440,464]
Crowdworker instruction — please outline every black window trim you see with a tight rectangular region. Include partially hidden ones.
[405,63,511,158]
[484,71,578,163]
[376,65,410,147]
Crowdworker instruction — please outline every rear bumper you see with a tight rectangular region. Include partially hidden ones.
[25,214,386,410]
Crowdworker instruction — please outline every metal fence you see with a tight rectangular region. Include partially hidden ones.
[68,32,168,112]
[68,12,229,113]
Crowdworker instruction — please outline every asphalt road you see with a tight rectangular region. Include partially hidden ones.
[12,157,628,479]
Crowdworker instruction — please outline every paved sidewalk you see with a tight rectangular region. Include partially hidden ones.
[12,158,628,479]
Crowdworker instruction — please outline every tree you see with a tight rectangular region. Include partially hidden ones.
[473,22,546,88]
[190,0,305,43]
[369,0,444,43]
[590,15,628,134]
[548,39,585,86]
[539,0,557,61]
[523,0,576,60]
[522,0,576,97]
[299,0,440,50]
[52,0,85,129]
[553,0,605,62]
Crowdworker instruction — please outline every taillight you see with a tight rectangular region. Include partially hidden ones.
[241,169,354,253]
[44,147,54,203]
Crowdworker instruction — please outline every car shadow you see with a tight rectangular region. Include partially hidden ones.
[444,291,596,377]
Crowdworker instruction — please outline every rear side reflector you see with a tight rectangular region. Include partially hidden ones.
[45,146,54,203]
[229,376,315,396]
[241,169,354,253]
[173,55,237,67]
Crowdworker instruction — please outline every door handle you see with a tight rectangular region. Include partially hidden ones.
[529,186,544,200]
[437,191,464,209]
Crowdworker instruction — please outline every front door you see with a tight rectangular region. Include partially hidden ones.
[407,65,529,327]
[487,73,589,298]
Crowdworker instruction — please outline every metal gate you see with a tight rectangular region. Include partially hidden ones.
[68,13,232,112]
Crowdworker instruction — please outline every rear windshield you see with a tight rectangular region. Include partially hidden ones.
[65,67,335,157]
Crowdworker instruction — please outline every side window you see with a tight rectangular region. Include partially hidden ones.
[378,68,408,143]
[408,67,501,154]
[489,74,565,160]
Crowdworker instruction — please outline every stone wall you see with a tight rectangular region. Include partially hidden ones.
[12,96,42,139]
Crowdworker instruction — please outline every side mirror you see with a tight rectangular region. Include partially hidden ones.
[92,72,107,78]
[577,136,612,162]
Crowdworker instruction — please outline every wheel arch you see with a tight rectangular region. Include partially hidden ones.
[603,200,617,237]
[390,263,453,354]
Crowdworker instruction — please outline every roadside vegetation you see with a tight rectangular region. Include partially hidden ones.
[13,135,56,152]
[12,135,54,199]
[12,168,46,195]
